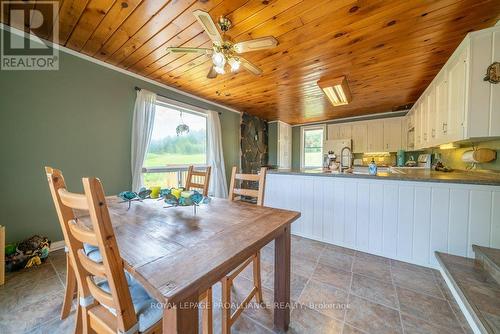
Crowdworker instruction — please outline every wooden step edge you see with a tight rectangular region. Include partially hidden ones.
[472,245,500,285]
[435,251,489,334]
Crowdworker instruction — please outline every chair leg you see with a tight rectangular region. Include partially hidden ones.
[253,251,263,304]
[61,253,77,320]
[221,277,232,334]
[202,287,213,334]
[74,296,83,334]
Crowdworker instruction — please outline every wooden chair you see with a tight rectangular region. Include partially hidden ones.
[45,167,213,334]
[222,166,267,334]
[185,165,211,196]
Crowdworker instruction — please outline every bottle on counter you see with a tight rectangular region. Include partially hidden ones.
[368,158,378,175]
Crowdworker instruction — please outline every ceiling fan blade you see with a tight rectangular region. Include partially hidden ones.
[239,57,262,76]
[233,36,278,53]
[166,47,212,55]
[193,10,223,45]
[207,66,217,79]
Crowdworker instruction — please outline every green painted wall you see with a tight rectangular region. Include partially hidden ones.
[0,31,240,243]
[268,122,277,166]
[291,126,301,169]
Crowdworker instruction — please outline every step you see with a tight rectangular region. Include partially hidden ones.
[435,251,500,334]
[473,245,500,285]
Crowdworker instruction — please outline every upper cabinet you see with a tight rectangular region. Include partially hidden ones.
[383,118,402,152]
[328,123,352,140]
[408,25,500,150]
[366,120,384,152]
[351,123,368,153]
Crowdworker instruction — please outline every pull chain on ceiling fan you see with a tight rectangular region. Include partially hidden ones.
[166,10,278,79]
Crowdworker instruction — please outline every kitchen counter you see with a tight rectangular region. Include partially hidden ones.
[268,168,500,186]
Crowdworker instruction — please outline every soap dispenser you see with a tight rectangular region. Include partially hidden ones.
[368,158,378,175]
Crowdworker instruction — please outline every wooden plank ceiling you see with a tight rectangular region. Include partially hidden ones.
[2,0,500,124]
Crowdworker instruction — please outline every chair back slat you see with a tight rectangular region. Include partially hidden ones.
[68,221,99,246]
[77,250,106,277]
[234,173,260,182]
[232,188,259,198]
[58,189,89,210]
[228,167,267,206]
[87,277,116,309]
[185,165,211,196]
[45,167,137,333]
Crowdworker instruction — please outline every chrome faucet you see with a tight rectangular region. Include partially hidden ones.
[340,146,353,172]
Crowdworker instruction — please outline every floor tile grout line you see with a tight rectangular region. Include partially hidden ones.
[341,266,355,334]
[294,245,324,305]
[390,258,406,334]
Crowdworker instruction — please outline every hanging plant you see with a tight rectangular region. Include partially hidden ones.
[176,111,190,136]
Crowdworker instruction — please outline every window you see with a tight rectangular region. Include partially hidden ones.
[142,100,207,188]
[301,126,324,168]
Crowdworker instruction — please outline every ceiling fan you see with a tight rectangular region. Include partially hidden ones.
[166,10,278,79]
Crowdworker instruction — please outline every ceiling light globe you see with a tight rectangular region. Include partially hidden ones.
[212,52,226,67]
[214,66,225,74]
[229,58,240,72]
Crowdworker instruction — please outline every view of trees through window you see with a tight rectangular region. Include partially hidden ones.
[143,103,207,187]
[303,128,323,167]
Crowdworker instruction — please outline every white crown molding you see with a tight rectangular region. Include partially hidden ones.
[0,23,241,115]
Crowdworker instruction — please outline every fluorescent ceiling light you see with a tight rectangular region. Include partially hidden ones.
[318,76,352,106]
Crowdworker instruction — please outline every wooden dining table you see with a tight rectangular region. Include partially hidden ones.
[79,196,300,333]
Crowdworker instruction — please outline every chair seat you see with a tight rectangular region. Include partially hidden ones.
[98,274,162,332]
[83,243,102,263]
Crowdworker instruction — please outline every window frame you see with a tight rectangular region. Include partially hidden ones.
[300,125,325,169]
[142,97,209,174]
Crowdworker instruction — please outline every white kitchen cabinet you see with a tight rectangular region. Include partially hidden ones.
[328,123,352,140]
[427,85,437,145]
[383,118,402,152]
[327,124,340,140]
[421,94,429,147]
[351,123,368,153]
[407,25,500,149]
[447,46,467,142]
[367,120,384,152]
[339,124,352,139]
[435,70,449,142]
[277,121,292,168]
[414,103,422,149]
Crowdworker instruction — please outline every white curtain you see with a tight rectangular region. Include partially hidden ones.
[131,89,157,192]
[207,110,228,198]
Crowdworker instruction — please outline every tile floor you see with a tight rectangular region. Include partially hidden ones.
[0,236,473,334]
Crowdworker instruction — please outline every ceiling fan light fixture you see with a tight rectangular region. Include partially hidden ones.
[214,66,226,74]
[228,58,240,72]
[318,76,352,106]
[212,52,226,67]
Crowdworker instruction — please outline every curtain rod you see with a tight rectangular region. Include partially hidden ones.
[134,86,221,115]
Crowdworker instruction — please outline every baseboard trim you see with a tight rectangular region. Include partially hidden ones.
[50,240,65,252]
